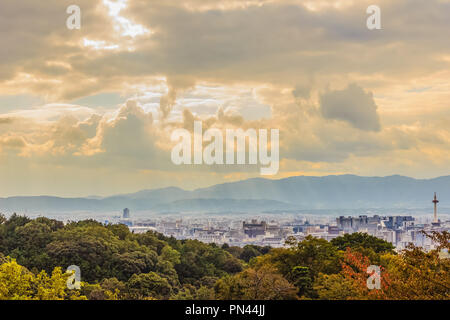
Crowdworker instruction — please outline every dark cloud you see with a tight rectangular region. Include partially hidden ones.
[320,83,381,132]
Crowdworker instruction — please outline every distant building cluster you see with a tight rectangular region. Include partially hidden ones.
[127,217,292,247]
[334,214,445,250]
[118,213,448,251]
[113,194,449,251]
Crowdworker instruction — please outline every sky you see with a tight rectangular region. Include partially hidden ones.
[0,0,450,197]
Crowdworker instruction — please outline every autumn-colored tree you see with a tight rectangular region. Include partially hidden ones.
[341,248,391,299]
[313,273,360,300]
[0,258,86,300]
[336,231,449,300]
[1,214,447,300]
[381,231,450,300]
[0,259,34,299]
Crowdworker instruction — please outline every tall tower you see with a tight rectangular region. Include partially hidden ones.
[123,208,130,219]
[432,192,439,223]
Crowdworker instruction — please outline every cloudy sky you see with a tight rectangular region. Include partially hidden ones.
[1,0,450,197]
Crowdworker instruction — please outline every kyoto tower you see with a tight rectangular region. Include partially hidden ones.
[432,192,439,223]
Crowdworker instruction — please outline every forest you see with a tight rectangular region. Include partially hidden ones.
[0,213,448,300]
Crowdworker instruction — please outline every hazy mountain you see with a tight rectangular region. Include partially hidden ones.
[152,198,297,213]
[1,175,449,213]
[190,175,450,209]
[0,196,105,212]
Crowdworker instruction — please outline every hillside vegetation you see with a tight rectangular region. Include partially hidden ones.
[0,214,448,300]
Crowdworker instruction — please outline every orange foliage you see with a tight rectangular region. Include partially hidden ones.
[341,248,391,299]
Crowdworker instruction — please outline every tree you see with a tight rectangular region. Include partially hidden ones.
[160,245,181,266]
[107,223,131,240]
[45,223,159,281]
[111,251,158,280]
[313,273,360,300]
[0,259,34,299]
[127,272,172,299]
[239,245,261,262]
[175,240,238,283]
[81,282,119,300]
[380,231,450,299]
[222,257,243,274]
[0,214,31,253]
[10,220,54,270]
[0,258,86,300]
[33,267,73,300]
[340,248,390,300]
[313,231,450,300]
[255,236,341,282]
[291,266,314,298]
[98,277,126,299]
[215,266,297,300]
[331,233,395,254]
[195,285,215,300]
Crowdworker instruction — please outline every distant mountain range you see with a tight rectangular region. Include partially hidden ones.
[1,175,449,214]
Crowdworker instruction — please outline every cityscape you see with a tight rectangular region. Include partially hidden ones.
[108,193,450,252]
[1,0,450,305]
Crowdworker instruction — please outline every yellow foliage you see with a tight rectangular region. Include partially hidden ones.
[0,258,87,300]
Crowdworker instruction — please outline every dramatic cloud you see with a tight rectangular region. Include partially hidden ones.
[0,0,450,196]
[320,84,381,131]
